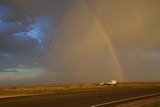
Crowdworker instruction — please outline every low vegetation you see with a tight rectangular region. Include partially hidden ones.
[0,82,160,97]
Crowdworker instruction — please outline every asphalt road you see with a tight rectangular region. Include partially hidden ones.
[0,87,160,107]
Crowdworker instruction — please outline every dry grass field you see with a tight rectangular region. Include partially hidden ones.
[0,82,160,97]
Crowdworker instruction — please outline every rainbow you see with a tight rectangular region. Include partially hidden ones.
[82,2,124,81]
[94,16,124,81]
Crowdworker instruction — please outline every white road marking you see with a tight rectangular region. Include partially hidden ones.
[91,93,160,107]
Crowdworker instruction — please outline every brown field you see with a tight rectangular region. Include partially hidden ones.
[0,82,160,97]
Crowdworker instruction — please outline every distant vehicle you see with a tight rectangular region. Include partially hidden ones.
[100,80,117,85]
[100,82,105,85]
[107,80,117,85]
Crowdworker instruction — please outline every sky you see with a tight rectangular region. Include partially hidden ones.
[0,0,160,86]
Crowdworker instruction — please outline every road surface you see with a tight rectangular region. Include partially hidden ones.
[0,87,160,107]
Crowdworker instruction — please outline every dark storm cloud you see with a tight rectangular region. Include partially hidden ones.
[0,1,42,55]
[0,0,76,55]
[0,0,45,17]
[0,0,76,74]
[0,36,39,54]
